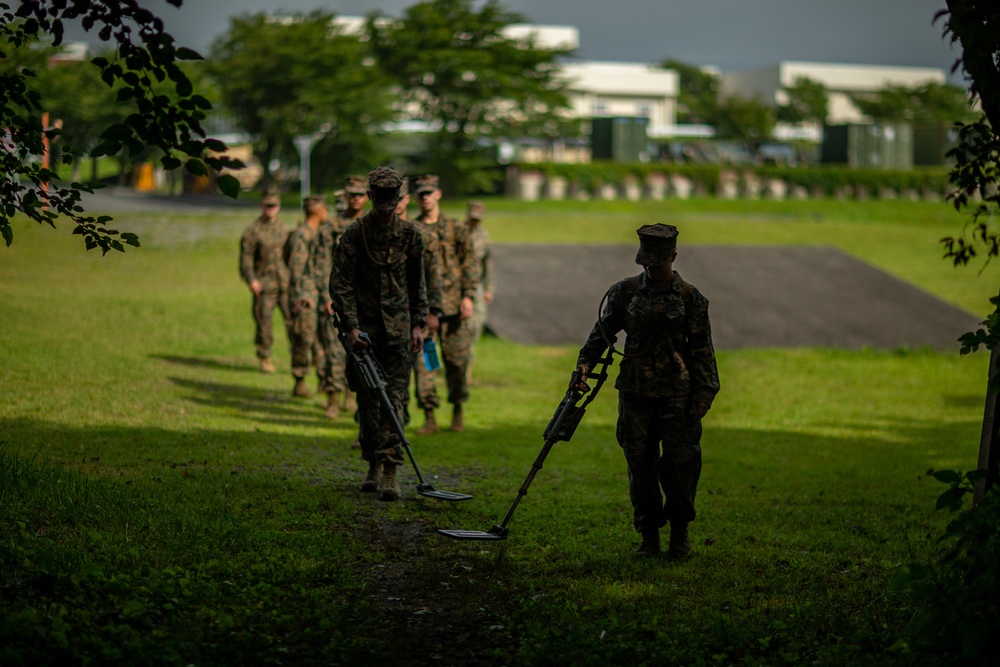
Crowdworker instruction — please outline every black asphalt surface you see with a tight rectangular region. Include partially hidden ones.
[77,189,978,351]
[487,244,981,350]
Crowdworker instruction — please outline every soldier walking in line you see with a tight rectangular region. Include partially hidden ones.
[575,224,720,558]
[313,176,368,419]
[465,200,493,375]
[331,167,428,501]
[239,191,292,373]
[286,194,330,398]
[411,174,480,434]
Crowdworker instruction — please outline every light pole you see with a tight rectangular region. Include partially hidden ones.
[292,123,331,204]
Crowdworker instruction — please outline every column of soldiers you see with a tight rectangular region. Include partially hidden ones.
[237,172,487,448]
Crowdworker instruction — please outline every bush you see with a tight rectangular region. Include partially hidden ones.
[894,470,1000,666]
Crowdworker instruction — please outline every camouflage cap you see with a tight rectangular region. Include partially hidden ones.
[367,167,403,211]
[412,174,439,195]
[635,223,678,265]
[398,176,409,197]
[467,200,486,220]
[261,190,281,206]
[302,193,327,213]
[344,175,368,195]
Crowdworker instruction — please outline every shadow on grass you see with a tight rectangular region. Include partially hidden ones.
[151,353,260,373]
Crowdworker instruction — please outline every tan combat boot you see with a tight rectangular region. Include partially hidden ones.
[343,390,357,413]
[360,460,382,493]
[415,409,438,435]
[325,392,341,420]
[450,404,465,432]
[668,522,691,559]
[259,357,276,373]
[292,376,312,398]
[379,463,401,501]
[635,528,661,557]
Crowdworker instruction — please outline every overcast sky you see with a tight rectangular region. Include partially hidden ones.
[72,0,960,75]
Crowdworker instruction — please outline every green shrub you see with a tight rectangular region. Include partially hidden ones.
[894,470,1000,666]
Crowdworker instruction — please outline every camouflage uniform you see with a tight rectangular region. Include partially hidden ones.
[239,203,292,362]
[577,226,719,539]
[331,210,428,466]
[286,199,327,385]
[411,178,480,410]
[313,180,366,395]
[466,201,493,344]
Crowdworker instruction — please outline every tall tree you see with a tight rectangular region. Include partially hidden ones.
[935,2,1000,499]
[367,0,574,194]
[776,76,828,125]
[849,81,976,124]
[208,11,394,193]
[660,58,721,126]
[714,95,774,145]
[1,0,241,253]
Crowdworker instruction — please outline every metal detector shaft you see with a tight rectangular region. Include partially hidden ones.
[339,325,472,501]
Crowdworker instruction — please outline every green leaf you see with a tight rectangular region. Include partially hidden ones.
[184,159,208,177]
[932,469,963,485]
[217,174,241,198]
[1,223,12,248]
[176,47,204,61]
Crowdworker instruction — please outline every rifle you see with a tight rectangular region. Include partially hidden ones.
[335,315,472,502]
[438,346,615,540]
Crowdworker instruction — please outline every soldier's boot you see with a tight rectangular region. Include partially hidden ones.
[635,528,661,557]
[379,464,401,501]
[325,392,341,420]
[668,522,691,559]
[259,357,276,373]
[416,409,438,435]
[360,460,382,493]
[292,376,312,399]
[450,404,465,432]
[343,390,357,413]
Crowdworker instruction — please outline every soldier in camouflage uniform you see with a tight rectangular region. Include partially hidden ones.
[411,175,480,434]
[312,176,368,419]
[575,224,720,558]
[286,194,330,398]
[331,167,428,501]
[465,201,493,365]
[239,191,292,373]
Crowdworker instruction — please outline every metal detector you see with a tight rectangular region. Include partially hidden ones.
[338,322,473,502]
[438,348,615,539]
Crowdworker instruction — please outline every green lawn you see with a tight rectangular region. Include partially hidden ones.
[0,197,994,665]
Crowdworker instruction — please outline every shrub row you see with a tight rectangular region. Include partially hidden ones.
[520,162,952,198]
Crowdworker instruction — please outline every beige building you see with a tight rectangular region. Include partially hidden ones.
[721,61,947,139]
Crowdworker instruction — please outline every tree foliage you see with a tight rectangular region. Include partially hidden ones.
[713,95,774,144]
[935,1,1000,352]
[849,81,977,125]
[776,76,828,125]
[366,0,574,194]
[661,58,721,126]
[1,0,243,253]
[208,11,394,193]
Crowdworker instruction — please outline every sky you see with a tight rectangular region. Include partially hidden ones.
[84,0,960,77]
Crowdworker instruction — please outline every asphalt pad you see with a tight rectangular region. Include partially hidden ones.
[486,244,980,350]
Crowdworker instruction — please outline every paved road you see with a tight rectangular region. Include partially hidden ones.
[77,190,979,350]
[487,244,980,351]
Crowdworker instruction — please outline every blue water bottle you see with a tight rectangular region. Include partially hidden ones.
[422,338,441,371]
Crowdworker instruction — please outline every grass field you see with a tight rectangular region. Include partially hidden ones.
[0,196,995,665]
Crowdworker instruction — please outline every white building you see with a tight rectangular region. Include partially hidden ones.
[721,61,947,139]
[558,60,679,138]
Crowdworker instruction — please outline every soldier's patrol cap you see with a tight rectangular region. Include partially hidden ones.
[344,175,368,195]
[367,167,403,211]
[413,174,440,195]
[635,223,678,265]
[261,190,281,206]
[302,193,327,212]
[467,200,486,220]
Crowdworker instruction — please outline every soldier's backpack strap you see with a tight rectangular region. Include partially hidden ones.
[622,272,692,309]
